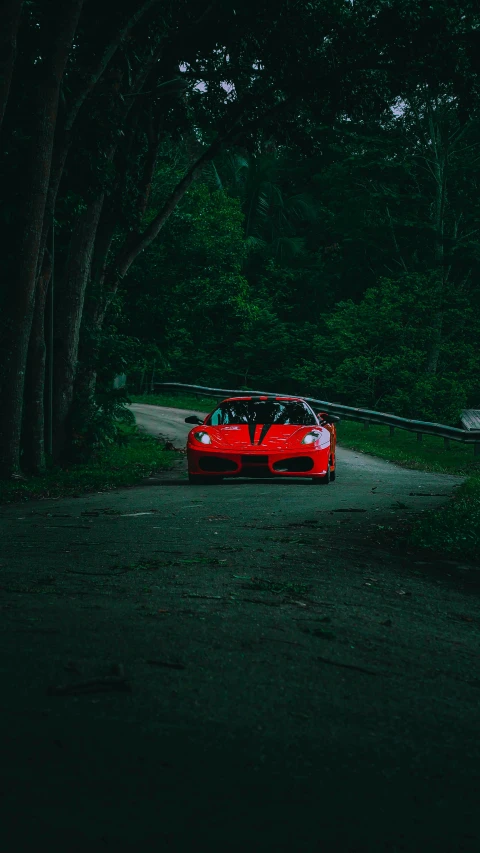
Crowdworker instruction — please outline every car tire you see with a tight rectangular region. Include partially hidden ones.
[330,463,336,481]
[312,464,330,484]
[188,473,222,485]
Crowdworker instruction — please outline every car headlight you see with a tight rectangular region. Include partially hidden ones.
[301,430,322,445]
[193,431,212,445]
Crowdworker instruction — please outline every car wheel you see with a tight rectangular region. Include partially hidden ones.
[188,473,222,485]
[312,464,330,484]
[330,462,336,482]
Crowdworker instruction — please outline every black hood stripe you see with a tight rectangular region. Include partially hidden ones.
[248,423,256,444]
[257,423,273,445]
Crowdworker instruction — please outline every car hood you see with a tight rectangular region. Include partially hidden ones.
[189,423,330,450]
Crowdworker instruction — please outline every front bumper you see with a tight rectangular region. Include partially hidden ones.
[187,445,330,477]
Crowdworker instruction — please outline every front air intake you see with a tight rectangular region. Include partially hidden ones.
[272,457,314,472]
[199,457,238,472]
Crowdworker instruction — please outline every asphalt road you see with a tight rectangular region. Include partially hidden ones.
[1,405,479,852]
[130,403,207,446]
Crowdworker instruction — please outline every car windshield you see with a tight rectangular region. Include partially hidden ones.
[206,400,317,426]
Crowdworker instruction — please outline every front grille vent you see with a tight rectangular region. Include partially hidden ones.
[272,457,314,472]
[199,457,238,472]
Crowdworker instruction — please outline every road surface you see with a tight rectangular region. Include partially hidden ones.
[0,405,478,852]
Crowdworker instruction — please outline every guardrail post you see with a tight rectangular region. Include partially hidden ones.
[444,438,450,451]
[389,426,395,437]
[416,433,423,442]
[364,420,370,430]
[475,443,480,457]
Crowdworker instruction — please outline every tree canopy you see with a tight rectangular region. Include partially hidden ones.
[1,0,479,475]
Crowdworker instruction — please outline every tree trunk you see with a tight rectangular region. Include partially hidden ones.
[22,251,52,473]
[425,104,447,376]
[50,60,163,458]
[0,0,84,477]
[35,0,161,295]
[0,0,24,133]
[52,193,104,462]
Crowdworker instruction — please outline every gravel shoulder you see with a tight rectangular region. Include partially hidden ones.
[1,407,479,852]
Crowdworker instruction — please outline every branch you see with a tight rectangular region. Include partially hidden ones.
[107,93,297,285]
[64,0,163,132]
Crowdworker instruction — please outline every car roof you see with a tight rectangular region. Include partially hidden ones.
[220,396,308,403]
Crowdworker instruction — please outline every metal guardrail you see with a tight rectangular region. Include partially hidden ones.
[151,382,480,455]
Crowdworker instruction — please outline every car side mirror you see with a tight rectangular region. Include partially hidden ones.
[185,415,204,425]
[317,412,340,424]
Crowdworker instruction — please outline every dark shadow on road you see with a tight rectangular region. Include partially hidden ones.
[146,478,331,487]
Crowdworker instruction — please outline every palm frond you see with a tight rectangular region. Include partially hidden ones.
[271,235,306,261]
[210,161,224,190]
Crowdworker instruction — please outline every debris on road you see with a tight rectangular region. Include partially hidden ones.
[409,492,451,497]
[315,656,381,676]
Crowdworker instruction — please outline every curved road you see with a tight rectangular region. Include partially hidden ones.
[131,402,463,515]
[1,405,478,852]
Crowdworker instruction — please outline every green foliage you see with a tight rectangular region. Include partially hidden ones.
[69,387,135,462]
[410,476,480,561]
[293,273,480,424]
[121,109,480,430]
[0,428,175,504]
[122,180,256,384]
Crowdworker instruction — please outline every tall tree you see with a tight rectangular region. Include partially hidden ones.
[0,0,23,134]
[0,0,84,476]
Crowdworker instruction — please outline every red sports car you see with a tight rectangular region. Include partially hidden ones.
[185,396,338,485]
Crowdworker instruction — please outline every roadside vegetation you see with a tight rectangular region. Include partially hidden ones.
[409,477,480,562]
[337,421,480,561]
[337,421,479,477]
[0,427,175,505]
